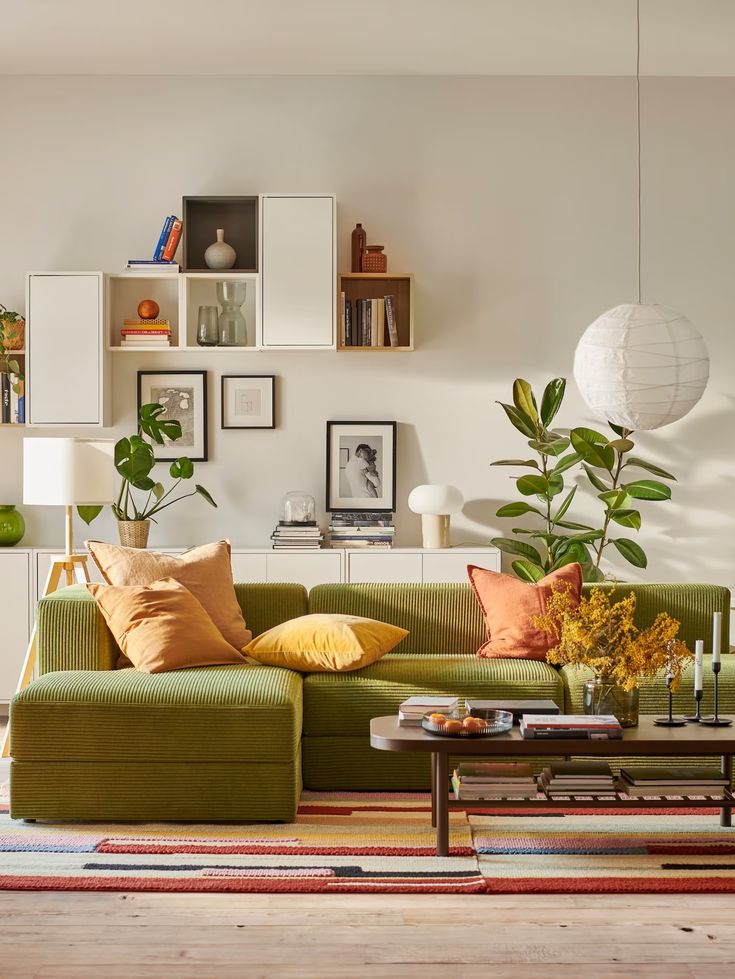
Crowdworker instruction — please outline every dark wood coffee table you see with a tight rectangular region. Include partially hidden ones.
[369,716,735,856]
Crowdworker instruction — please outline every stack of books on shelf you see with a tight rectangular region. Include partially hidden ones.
[1,372,24,424]
[619,766,730,798]
[538,761,616,798]
[270,522,324,550]
[126,215,183,273]
[340,294,399,347]
[520,714,623,740]
[120,320,172,348]
[327,511,395,549]
[398,696,458,727]
[452,762,538,801]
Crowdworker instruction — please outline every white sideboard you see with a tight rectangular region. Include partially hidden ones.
[0,545,499,702]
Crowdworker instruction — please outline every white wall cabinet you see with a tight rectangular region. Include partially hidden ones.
[261,195,336,348]
[0,550,32,702]
[26,272,108,426]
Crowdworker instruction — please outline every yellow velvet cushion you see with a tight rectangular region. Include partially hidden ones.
[87,578,248,674]
[85,539,252,650]
[243,614,408,672]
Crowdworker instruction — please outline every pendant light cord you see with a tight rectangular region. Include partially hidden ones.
[636,0,642,304]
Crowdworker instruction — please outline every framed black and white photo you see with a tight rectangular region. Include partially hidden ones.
[137,370,208,462]
[326,421,397,512]
[221,375,275,430]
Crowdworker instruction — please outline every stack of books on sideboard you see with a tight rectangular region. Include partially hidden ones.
[340,294,399,347]
[270,522,324,550]
[520,714,623,740]
[327,512,395,549]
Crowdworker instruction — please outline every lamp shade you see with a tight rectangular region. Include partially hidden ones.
[23,438,115,506]
[573,303,709,431]
[408,484,464,516]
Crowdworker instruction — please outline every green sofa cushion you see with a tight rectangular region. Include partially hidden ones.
[308,584,485,654]
[10,664,302,764]
[303,652,563,737]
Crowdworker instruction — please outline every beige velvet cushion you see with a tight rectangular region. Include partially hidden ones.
[85,539,252,650]
[87,578,248,674]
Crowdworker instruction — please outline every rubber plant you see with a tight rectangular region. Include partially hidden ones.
[569,423,675,577]
[78,402,216,525]
[490,378,599,583]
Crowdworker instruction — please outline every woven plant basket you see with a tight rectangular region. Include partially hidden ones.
[117,520,151,549]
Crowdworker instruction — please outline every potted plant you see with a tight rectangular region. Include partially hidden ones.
[79,403,216,547]
[534,585,692,727]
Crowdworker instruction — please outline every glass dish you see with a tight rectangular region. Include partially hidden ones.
[421,708,513,738]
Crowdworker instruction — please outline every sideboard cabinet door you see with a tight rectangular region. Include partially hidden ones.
[27,272,107,426]
[261,195,335,348]
[0,551,32,703]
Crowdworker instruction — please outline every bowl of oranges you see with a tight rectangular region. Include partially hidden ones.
[421,708,513,738]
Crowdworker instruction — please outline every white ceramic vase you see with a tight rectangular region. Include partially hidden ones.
[204,229,236,270]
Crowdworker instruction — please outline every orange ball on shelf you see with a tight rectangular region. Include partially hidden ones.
[137,299,160,320]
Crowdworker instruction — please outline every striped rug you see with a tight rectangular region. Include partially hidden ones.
[0,787,734,893]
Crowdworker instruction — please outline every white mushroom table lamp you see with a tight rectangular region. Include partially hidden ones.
[408,485,464,549]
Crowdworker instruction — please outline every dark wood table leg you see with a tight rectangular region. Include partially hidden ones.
[431,752,437,828]
[435,751,449,856]
[721,754,732,828]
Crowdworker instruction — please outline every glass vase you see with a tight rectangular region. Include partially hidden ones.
[584,676,639,727]
[217,280,249,347]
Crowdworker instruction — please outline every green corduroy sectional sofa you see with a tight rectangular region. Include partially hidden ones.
[9,581,732,822]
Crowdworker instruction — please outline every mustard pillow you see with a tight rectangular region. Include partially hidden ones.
[243,614,408,672]
[88,578,248,674]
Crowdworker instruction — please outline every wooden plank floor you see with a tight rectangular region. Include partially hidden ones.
[2,721,735,978]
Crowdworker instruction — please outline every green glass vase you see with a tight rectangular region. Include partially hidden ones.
[0,505,25,546]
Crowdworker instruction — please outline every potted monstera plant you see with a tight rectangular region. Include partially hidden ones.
[79,403,216,547]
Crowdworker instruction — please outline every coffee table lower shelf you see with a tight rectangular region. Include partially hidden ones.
[369,715,735,857]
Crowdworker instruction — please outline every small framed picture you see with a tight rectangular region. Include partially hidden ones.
[137,370,208,462]
[221,375,275,430]
[326,420,397,512]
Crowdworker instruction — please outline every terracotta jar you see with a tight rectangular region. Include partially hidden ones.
[361,245,387,273]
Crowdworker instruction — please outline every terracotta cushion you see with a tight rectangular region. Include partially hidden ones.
[467,563,582,661]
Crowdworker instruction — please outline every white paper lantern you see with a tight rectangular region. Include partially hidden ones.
[573,303,709,431]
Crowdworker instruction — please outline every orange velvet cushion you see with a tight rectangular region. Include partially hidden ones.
[467,563,582,661]
[87,578,248,674]
[85,539,252,650]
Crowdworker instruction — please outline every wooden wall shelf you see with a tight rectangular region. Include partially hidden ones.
[338,273,414,351]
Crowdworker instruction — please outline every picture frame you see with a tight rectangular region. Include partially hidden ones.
[137,370,208,462]
[326,420,397,512]
[221,375,276,430]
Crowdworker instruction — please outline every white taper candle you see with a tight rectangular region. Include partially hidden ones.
[712,611,722,666]
[694,640,704,692]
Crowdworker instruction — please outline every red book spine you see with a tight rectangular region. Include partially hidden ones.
[162,218,182,261]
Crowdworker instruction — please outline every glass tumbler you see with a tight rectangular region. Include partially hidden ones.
[197,305,219,346]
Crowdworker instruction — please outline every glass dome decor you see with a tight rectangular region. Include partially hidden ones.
[280,490,317,526]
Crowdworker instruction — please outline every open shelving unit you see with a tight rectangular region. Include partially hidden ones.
[182,196,259,273]
[337,272,414,351]
[105,272,261,352]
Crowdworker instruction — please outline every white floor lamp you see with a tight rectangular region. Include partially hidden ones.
[1,438,114,758]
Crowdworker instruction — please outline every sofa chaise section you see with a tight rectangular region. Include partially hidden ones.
[10,583,308,822]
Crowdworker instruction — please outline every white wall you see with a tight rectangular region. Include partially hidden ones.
[0,75,733,589]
